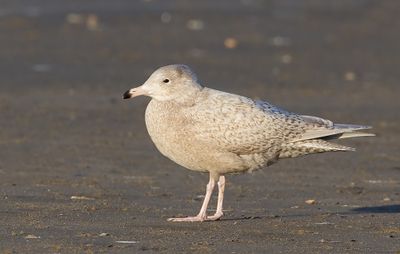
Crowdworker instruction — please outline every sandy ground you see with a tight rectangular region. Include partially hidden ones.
[0,0,399,253]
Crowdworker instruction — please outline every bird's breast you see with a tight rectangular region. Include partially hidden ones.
[145,100,207,171]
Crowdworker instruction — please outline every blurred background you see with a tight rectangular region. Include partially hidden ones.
[1,0,399,253]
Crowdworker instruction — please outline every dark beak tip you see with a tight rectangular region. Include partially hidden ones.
[123,90,132,99]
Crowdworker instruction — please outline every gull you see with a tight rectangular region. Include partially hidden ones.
[123,64,374,222]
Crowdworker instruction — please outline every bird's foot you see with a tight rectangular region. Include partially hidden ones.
[206,212,223,221]
[168,212,224,222]
[167,214,206,222]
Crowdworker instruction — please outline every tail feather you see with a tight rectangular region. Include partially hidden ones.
[294,122,375,142]
[324,131,376,140]
[297,139,355,151]
[279,139,355,159]
[333,124,372,130]
[280,118,374,159]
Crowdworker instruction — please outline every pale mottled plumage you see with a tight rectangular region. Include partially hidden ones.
[123,64,374,222]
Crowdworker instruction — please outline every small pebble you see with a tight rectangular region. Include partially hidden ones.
[315,222,334,225]
[71,195,95,200]
[186,19,204,30]
[224,38,238,49]
[344,72,356,81]
[193,194,205,201]
[86,14,99,31]
[116,240,138,244]
[25,234,40,239]
[281,54,292,64]
[305,199,316,205]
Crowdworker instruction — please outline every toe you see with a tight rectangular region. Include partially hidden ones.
[206,212,223,221]
[167,216,205,222]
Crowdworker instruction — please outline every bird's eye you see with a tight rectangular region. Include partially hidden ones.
[163,79,170,83]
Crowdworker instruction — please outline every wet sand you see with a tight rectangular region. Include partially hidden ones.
[0,0,399,253]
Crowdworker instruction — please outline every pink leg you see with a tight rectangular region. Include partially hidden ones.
[168,172,216,222]
[207,175,225,221]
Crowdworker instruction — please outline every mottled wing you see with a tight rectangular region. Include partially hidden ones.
[186,89,302,154]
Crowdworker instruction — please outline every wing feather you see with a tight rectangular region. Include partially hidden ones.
[188,89,296,154]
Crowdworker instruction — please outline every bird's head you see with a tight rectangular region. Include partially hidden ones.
[123,64,202,102]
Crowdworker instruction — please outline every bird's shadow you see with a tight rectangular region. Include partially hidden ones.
[219,215,265,222]
[218,205,400,222]
[219,214,308,221]
[351,204,400,214]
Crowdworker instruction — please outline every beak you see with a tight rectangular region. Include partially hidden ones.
[123,86,146,99]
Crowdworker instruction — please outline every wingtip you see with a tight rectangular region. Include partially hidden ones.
[356,132,376,137]
[334,124,374,130]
